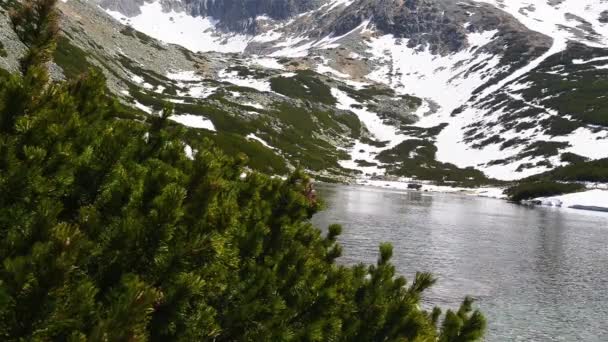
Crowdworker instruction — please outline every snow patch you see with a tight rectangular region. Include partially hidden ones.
[246,134,275,150]
[317,64,350,78]
[166,70,203,82]
[251,57,285,70]
[170,114,216,131]
[536,190,608,211]
[184,144,195,160]
[243,102,265,110]
[105,1,250,53]
[366,32,501,123]
[332,88,405,176]
[474,0,608,49]
[218,69,271,92]
[134,101,153,114]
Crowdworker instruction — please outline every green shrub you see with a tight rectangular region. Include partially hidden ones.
[560,152,589,165]
[270,70,336,105]
[376,140,494,186]
[0,3,487,340]
[505,181,584,202]
[0,41,7,58]
[527,158,608,183]
[52,36,98,79]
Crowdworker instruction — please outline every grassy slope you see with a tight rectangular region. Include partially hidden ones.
[377,140,498,186]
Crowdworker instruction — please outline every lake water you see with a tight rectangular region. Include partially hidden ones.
[312,184,608,341]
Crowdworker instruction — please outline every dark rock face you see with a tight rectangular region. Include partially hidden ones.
[97,0,321,31]
[601,10,608,24]
[98,0,550,58]
[184,0,320,32]
[97,0,145,16]
[320,0,536,54]
[373,0,467,53]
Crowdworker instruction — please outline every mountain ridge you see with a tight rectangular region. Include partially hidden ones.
[3,0,608,184]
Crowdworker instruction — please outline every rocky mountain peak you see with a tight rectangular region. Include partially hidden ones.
[45,0,608,182]
[99,0,323,32]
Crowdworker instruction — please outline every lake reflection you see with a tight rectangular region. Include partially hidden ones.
[312,184,608,341]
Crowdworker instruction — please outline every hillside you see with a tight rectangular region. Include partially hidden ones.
[0,0,487,339]
[1,0,607,185]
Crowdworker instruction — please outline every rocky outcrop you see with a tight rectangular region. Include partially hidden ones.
[97,0,321,32]
[183,0,321,32]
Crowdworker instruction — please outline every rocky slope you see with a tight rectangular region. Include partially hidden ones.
[2,0,608,184]
[99,0,321,31]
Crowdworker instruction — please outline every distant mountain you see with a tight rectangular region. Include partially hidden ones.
[3,0,606,184]
[99,0,321,31]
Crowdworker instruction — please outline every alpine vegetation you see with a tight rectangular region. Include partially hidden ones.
[0,0,486,340]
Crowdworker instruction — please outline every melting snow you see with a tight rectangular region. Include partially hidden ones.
[134,101,153,114]
[182,85,217,99]
[250,57,285,70]
[324,0,356,12]
[184,144,195,160]
[364,32,526,178]
[170,114,216,131]
[474,0,608,49]
[243,102,265,110]
[366,32,501,122]
[332,88,406,176]
[246,134,275,150]
[317,64,350,78]
[270,20,371,57]
[105,1,250,53]
[107,0,608,182]
[130,74,145,84]
[536,190,608,211]
[218,69,271,92]
[166,70,203,82]
[573,56,608,64]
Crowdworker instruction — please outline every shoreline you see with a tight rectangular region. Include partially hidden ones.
[323,178,608,215]
[354,178,507,199]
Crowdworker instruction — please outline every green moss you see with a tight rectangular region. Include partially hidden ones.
[226,65,268,79]
[516,141,570,159]
[216,83,259,94]
[165,100,354,173]
[526,158,608,183]
[543,117,581,136]
[188,131,289,175]
[0,0,17,11]
[119,26,166,50]
[53,37,99,79]
[519,43,608,127]
[355,159,378,167]
[376,140,436,164]
[267,104,350,171]
[376,139,494,186]
[399,94,423,107]
[472,135,504,149]
[270,70,336,105]
[560,152,589,165]
[180,48,196,62]
[400,124,448,139]
[352,86,396,101]
[0,41,7,58]
[117,55,174,89]
[500,138,527,150]
[360,137,388,148]
[335,112,361,139]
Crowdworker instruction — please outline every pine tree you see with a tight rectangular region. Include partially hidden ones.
[0,0,486,340]
[10,0,59,75]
